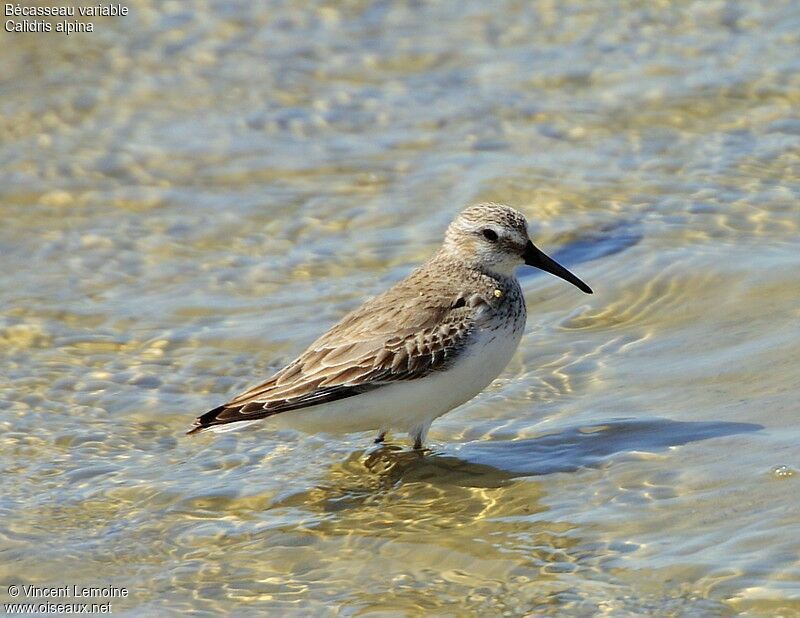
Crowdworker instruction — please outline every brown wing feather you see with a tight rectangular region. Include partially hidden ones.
[187,280,480,434]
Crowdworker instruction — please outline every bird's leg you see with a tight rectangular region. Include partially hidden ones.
[374,431,387,444]
[410,423,429,451]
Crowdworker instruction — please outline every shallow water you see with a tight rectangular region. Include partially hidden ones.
[1,0,799,615]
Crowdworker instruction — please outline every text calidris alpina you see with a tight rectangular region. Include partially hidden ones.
[188,203,592,448]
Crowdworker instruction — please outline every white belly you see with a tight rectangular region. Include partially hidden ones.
[267,322,524,437]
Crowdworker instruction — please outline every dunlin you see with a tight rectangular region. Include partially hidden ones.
[188,203,592,448]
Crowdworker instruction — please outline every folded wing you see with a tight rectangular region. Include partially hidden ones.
[187,287,482,434]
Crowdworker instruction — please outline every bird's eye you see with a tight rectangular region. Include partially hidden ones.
[482,229,499,242]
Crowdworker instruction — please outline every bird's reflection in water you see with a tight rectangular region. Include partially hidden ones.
[362,443,518,487]
[276,442,526,519]
[273,443,557,574]
[266,444,584,613]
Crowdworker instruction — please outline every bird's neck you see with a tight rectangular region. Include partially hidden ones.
[432,250,518,285]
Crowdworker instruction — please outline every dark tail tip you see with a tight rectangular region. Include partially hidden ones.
[186,405,227,435]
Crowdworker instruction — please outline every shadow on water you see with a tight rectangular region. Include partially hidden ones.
[262,418,762,586]
[354,416,762,487]
[519,220,642,283]
[452,417,763,476]
[275,417,762,515]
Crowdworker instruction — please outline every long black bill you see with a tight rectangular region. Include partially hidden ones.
[522,240,593,294]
